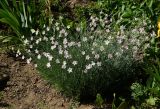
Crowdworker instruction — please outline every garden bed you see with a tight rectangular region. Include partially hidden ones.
[0,53,97,109]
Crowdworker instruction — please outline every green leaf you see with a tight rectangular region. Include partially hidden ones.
[117,101,128,109]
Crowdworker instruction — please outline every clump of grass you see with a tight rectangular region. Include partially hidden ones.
[13,12,155,100]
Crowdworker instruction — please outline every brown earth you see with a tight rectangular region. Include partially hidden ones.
[0,53,94,109]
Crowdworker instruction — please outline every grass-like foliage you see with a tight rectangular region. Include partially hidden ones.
[14,12,155,100]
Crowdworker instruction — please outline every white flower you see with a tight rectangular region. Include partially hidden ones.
[97,62,102,67]
[46,26,50,31]
[90,36,94,39]
[42,30,45,35]
[62,64,66,69]
[35,49,39,54]
[48,55,53,61]
[60,29,65,34]
[120,25,125,31]
[115,52,121,57]
[100,46,105,51]
[63,61,67,65]
[30,36,33,41]
[56,27,60,31]
[64,32,68,37]
[108,54,113,59]
[34,64,37,68]
[55,22,59,26]
[51,45,56,50]
[92,51,95,54]
[117,39,123,44]
[94,54,100,59]
[104,40,110,45]
[59,49,63,55]
[27,49,31,53]
[93,42,97,47]
[35,30,39,35]
[27,58,32,64]
[86,64,92,70]
[72,61,78,66]
[108,36,112,40]
[67,25,70,29]
[63,38,68,45]
[82,51,85,55]
[91,61,96,66]
[84,69,88,73]
[24,39,29,45]
[56,59,60,64]
[43,36,48,41]
[43,24,46,28]
[21,35,24,39]
[86,55,90,60]
[67,68,72,73]
[30,45,33,49]
[68,42,75,47]
[22,55,25,59]
[77,42,81,47]
[50,37,54,41]
[82,37,87,42]
[106,29,110,33]
[36,40,39,44]
[37,54,41,59]
[31,29,35,34]
[76,27,81,32]
[16,54,19,57]
[46,62,51,68]
[91,27,94,31]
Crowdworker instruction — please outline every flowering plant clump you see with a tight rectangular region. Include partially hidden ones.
[13,12,156,99]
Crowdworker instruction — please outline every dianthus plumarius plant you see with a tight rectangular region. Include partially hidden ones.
[13,12,156,99]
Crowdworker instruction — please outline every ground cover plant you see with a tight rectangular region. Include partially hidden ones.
[13,12,155,101]
[0,0,160,108]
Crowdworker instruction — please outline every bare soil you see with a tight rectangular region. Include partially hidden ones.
[0,53,94,109]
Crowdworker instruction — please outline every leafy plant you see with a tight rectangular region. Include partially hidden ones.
[0,0,46,49]
[95,93,104,108]
[112,93,128,109]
